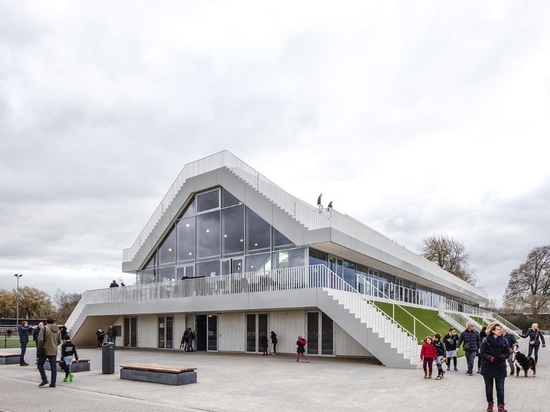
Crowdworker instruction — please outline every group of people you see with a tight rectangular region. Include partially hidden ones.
[18,317,79,388]
[316,194,333,213]
[96,324,118,349]
[259,331,279,356]
[420,322,545,412]
[180,328,196,352]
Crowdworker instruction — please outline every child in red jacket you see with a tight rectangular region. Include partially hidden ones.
[420,336,437,379]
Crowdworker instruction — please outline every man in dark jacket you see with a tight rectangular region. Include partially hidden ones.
[457,322,481,376]
[18,321,33,366]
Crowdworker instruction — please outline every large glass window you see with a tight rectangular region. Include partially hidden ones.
[343,260,356,288]
[273,228,294,249]
[197,211,220,259]
[222,188,240,208]
[222,205,244,256]
[196,260,220,277]
[177,217,195,263]
[246,253,271,273]
[197,190,219,213]
[158,228,176,266]
[246,208,271,253]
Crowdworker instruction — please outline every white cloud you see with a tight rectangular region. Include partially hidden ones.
[1,1,549,306]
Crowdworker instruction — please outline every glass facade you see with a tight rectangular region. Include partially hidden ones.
[135,186,475,309]
[137,187,301,281]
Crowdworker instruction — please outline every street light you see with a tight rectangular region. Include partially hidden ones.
[14,274,23,328]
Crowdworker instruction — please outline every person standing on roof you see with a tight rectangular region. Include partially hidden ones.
[317,194,323,212]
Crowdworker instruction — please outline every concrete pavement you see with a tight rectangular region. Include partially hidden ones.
[0,339,547,412]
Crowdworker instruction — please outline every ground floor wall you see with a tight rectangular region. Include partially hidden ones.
[110,309,373,359]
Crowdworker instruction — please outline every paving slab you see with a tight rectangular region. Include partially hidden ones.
[0,338,547,412]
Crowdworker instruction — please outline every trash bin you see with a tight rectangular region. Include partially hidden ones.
[102,342,115,374]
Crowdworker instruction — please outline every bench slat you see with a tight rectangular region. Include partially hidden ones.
[120,364,196,374]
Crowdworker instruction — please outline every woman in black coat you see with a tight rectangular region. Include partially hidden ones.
[480,323,510,412]
[520,323,546,364]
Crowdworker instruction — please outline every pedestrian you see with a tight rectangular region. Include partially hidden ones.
[120,282,126,287]
[33,322,43,362]
[96,327,105,350]
[520,323,546,364]
[478,326,487,373]
[261,335,269,356]
[17,320,33,366]
[457,322,481,376]
[433,333,446,380]
[182,328,189,351]
[480,323,510,412]
[270,331,278,355]
[443,327,459,371]
[37,317,62,388]
[107,324,117,344]
[60,335,79,383]
[188,328,195,352]
[327,201,333,211]
[420,336,436,379]
[296,335,309,363]
[109,280,119,287]
[317,194,323,212]
[501,326,517,376]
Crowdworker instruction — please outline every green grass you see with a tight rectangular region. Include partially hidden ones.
[0,337,36,350]
[374,302,464,354]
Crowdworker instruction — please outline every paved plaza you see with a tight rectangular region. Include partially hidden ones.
[0,340,547,412]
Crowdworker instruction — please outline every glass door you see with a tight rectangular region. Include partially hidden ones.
[207,315,218,351]
[158,316,174,349]
[246,313,268,352]
[221,258,243,275]
[307,311,334,356]
[123,317,137,348]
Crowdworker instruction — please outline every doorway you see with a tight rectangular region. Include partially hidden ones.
[196,314,218,351]
[246,313,268,353]
[123,317,137,348]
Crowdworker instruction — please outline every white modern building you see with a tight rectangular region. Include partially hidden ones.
[67,151,496,368]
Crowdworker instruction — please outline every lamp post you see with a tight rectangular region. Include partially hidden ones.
[14,274,23,328]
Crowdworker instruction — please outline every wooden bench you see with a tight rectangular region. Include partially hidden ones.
[0,353,20,365]
[120,364,197,386]
[45,359,90,372]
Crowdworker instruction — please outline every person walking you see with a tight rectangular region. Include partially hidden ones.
[270,331,278,355]
[260,335,269,356]
[37,317,62,388]
[17,320,33,366]
[107,324,117,344]
[60,335,79,383]
[317,194,323,212]
[433,333,446,380]
[443,327,459,371]
[96,327,105,350]
[520,323,546,364]
[480,323,510,412]
[458,322,481,376]
[33,322,43,363]
[296,335,309,362]
[478,326,487,373]
[501,326,517,376]
[420,336,436,379]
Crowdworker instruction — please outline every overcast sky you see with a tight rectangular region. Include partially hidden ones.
[1,1,549,307]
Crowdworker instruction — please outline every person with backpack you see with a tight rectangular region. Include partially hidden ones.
[296,335,309,363]
[60,335,79,383]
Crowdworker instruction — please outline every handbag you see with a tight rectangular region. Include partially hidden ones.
[530,331,539,345]
[37,327,47,357]
[463,342,470,351]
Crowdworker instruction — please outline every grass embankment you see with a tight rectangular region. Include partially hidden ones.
[374,302,465,355]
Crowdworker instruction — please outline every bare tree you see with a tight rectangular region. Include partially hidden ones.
[419,234,478,285]
[503,245,550,318]
[53,289,81,324]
